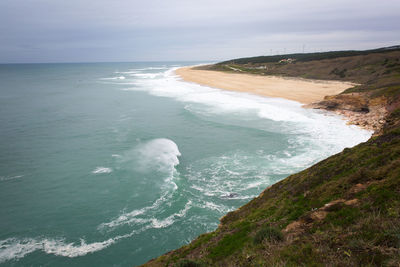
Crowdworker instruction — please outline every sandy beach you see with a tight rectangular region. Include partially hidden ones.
[175,67,356,104]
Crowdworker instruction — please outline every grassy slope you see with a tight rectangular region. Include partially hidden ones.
[143,48,400,267]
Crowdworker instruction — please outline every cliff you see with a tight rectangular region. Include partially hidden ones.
[142,47,400,266]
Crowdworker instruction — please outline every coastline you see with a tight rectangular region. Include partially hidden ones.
[143,49,400,266]
[175,66,356,105]
[175,66,386,133]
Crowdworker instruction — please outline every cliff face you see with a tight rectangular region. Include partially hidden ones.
[142,48,400,267]
[305,93,388,133]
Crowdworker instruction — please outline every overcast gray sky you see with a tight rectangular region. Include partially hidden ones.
[0,0,399,63]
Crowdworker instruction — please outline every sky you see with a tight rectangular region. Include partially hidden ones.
[0,0,399,63]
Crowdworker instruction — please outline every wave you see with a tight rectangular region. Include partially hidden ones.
[121,68,316,123]
[94,65,373,235]
[98,190,173,230]
[100,76,126,80]
[133,67,169,71]
[123,67,371,147]
[149,200,192,229]
[0,175,24,182]
[0,223,159,264]
[91,167,112,174]
[114,71,139,75]
[115,66,371,219]
[131,73,160,79]
[98,190,192,231]
[186,144,361,203]
[96,138,184,231]
[133,138,181,175]
[194,200,231,213]
[0,197,192,264]
[0,237,116,263]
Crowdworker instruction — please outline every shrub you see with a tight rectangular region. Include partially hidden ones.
[253,226,283,244]
[325,206,361,226]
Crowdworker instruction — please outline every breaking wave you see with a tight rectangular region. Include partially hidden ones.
[100,76,125,80]
[0,175,24,182]
[0,237,116,263]
[134,138,181,174]
[91,167,112,174]
[96,138,186,231]
[121,67,371,152]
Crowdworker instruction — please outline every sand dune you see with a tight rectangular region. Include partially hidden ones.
[175,67,356,104]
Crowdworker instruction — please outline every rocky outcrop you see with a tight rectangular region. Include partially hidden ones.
[305,92,388,134]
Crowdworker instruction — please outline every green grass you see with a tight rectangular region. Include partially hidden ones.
[325,206,361,226]
[279,242,323,266]
[253,226,283,244]
[208,222,252,260]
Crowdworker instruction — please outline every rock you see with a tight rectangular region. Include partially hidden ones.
[344,199,359,206]
[221,193,239,199]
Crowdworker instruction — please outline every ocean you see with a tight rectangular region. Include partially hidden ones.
[0,62,371,266]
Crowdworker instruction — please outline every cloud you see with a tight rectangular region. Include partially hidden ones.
[0,0,399,62]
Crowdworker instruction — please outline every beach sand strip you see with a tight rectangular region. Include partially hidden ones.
[175,67,356,104]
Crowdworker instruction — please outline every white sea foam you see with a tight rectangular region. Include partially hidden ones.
[149,201,192,229]
[0,64,373,264]
[0,225,159,264]
[0,175,24,182]
[92,167,112,174]
[195,201,230,213]
[244,181,265,190]
[132,73,160,79]
[0,237,116,263]
[98,190,172,230]
[121,68,362,136]
[99,198,192,231]
[115,71,139,74]
[124,67,371,154]
[185,147,342,203]
[97,138,183,230]
[101,65,371,234]
[100,76,125,80]
[134,138,181,174]
[133,67,169,71]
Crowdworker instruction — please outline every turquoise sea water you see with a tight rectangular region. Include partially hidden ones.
[0,62,371,266]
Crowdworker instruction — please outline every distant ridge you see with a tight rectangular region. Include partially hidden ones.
[220,45,400,65]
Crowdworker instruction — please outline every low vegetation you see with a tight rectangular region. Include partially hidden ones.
[142,47,400,266]
[253,226,283,244]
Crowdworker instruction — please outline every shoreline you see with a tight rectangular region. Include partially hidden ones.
[143,49,400,267]
[175,66,356,105]
[175,66,384,133]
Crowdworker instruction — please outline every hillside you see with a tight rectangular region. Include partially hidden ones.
[143,47,400,266]
[217,45,400,66]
